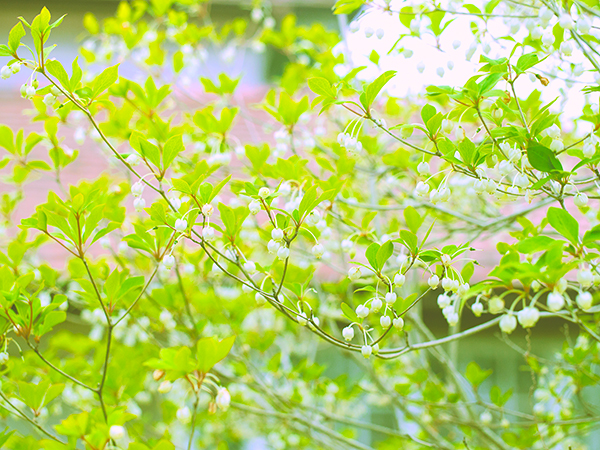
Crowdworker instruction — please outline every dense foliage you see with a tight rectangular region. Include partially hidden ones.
[1,0,600,448]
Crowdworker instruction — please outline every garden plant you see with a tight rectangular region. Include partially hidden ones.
[1,0,600,448]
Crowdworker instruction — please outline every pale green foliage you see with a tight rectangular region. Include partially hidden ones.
[0,1,600,449]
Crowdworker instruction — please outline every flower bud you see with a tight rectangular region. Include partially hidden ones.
[126,154,140,166]
[202,203,214,216]
[488,297,505,314]
[576,291,593,310]
[1,66,12,79]
[578,269,593,287]
[356,304,369,318]
[131,181,144,197]
[393,317,404,330]
[348,266,362,281]
[342,326,354,341]
[472,302,483,317]
[499,314,517,334]
[394,273,405,287]
[385,292,397,305]
[177,406,192,424]
[428,274,440,288]
[43,94,56,106]
[547,292,565,312]
[133,197,146,212]
[380,315,391,328]
[109,425,125,440]
[174,218,187,232]
[518,306,540,328]
[202,227,215,240]
[158,380,172,393]
[255,292,267,305]
[437,293,451,308]
[361,345,372,358]
[277,246,289,260]
[216,387,231,411]
[267,240,280,253]
[243,261,257,274]
[312,243,325,259]
[371,298,383,312]
[258,187,270,198]
[417,161,430,175]
[271,228,284,241]
[162,255,175,270]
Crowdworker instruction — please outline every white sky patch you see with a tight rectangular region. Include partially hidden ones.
[334,0,600,135]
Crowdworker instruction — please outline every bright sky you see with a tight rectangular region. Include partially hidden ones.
[336,0,600,135]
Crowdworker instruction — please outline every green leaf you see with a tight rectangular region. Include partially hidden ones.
[92,64,119,99]
[526,144,563,172]
[465,361,492,389]
[404,206,423,234]
[8,22,26,54]
[547,207,579,245]
[376,240,394,270]
[362,70,396,111]
[341,302,359,323]
[307,77,336,99]
[162,134,184,169]
[458,138,476,165]
[490,385,513,407]
[365,242,380,270]
[196,336,235,374]
[45,60,71,92]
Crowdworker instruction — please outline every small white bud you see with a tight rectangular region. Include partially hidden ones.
[437,294,451,309]
[271,228,284,241]
[574,193,588,208]
[472,302,483,317]
[109,425,125,440]
[361,345,372,358]
[131,181,145,197]
[518,306,540,328]
[394,273,405,287]
[174,218,187,232]
[255,292,267,305]
[277,246,289,260]
[356,304,369,318]
[480,411,493,425]
[499,314,517,334]
[417,61,425,73]
[452,40,461,49]
[371,298,383,312]
[488,297,505,314]
[559,14,573,30]
[542,33,555,46]
[364,27,374,38]
[348,266,362,280]
[578,269,593,287]
[216,387,231,411]
[177,407,192,424]
[547,292,565,312]
[380,315,391,328]
[126,154,140,166]
[417,161,430,175]
[560,41,573,56]
[43,94,56,106]
[428,274,440,289]
[576,291,593,310]
[385,292,397,305]
[393,317,404,330]
[201,227,214,240]
[249,200,261,214]
[1,66,12,79]
[375,28,384,39]
[243,261,257,274]
[158,380,172,393]
[258,187,270,198]
[133,197,146,212]
[202,203,214,216]
[342,326,355,341]
[162,255,175,270]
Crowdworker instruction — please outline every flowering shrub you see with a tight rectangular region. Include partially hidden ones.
[1,0,600,448]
